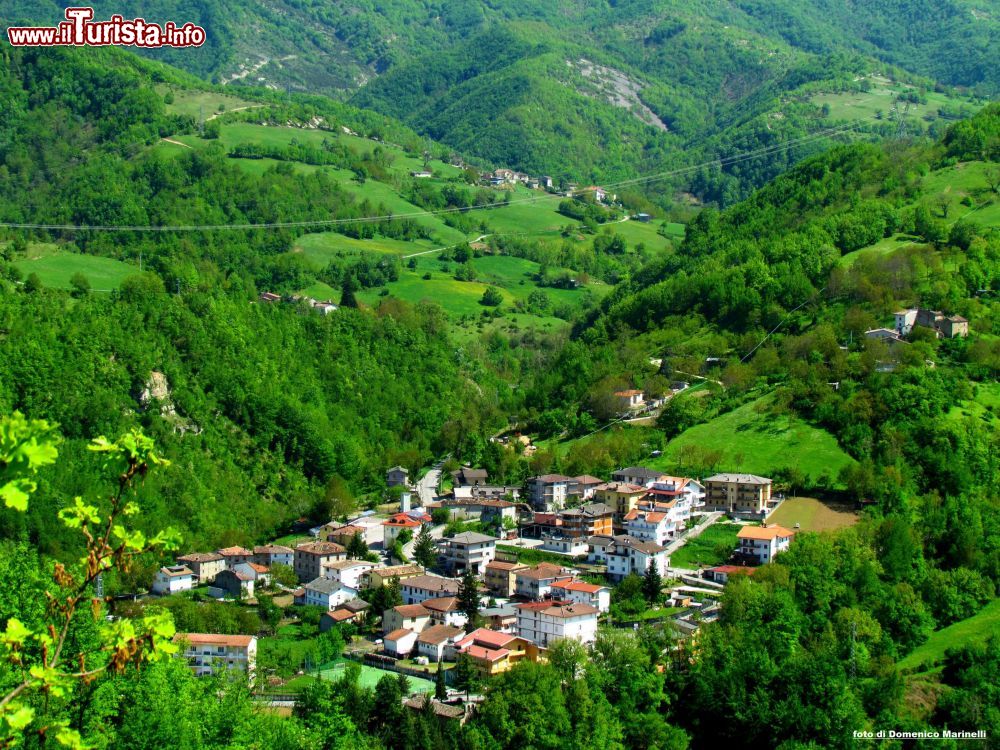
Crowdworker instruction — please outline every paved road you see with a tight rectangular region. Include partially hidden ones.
[416,461,444,505]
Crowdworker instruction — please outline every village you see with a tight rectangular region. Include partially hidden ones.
[161,454,807,719]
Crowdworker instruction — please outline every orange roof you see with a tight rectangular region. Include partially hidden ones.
[614,389,643,397]
[383,515,422,528]
[175,633,254,648]
[458,628,515,649]
[737,525,794,541]
[247,562,269,573]
[296,541,346,556]
[385,628,414,641]
[325,609,356,622]
[394,604,430,618]
[516,562,568,580]
[552,579,606,594]
[217,546,252,556]
[467,644,510,662]
[486,560,527,572]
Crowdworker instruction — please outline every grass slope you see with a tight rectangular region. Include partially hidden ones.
[898,599,1000,673]
[13,247,135,291]
[671,522,742,569]
[652,395,856,484]
[766,497,859,532]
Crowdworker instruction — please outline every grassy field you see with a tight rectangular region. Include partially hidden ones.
[810,78,978,124]
[293,232,442,266]
[670,522,742,569]
[158,86,262,120]
[13,246,135,291]
[284,659,434,694]
[651,395,856,485]
[496,545,584,566]
[898,599,1000,672]
[766,497,859,532]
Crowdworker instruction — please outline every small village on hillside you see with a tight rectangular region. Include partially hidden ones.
[160,453,842,717]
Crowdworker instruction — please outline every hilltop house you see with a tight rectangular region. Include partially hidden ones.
[152,565,194,595]
[613,390,645,412]
[176,553,226,584]
[452,466,488,487]
[736,525,795,565]
[896,307,970,338]
[175,633,256,682]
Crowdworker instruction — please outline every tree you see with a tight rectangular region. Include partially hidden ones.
[451,653,480,699]
[413,524,437,568]
[434,661,448,700]
[69,272,90,297]
[269,562,298,588]
[346,531,369,560]
[340,272,359,308]
[23,272,42,293]
[457,567,481,627]
[480,286,503,306]
[642,562,663,605]
[0,414,181,747]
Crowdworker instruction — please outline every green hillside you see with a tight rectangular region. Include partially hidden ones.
[898,598,1000,672]
[652,394,856,484]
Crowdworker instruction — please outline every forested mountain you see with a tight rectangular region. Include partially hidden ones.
[4,1,994,200]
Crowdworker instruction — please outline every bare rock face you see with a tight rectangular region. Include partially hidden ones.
[139,371,201,434]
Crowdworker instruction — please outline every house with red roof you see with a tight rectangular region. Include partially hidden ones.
[383,512,425,548]
[736,524,794,564]
[549,579,611,613]
[448,628,544,676]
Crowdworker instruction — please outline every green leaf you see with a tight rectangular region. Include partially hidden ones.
[0,480,32,512]
[5,705,34,731]
[2,618,31,646]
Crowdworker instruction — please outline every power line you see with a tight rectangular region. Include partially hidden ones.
[0,114,882,233]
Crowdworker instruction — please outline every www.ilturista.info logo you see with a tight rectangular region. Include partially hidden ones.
[7,7,206,48]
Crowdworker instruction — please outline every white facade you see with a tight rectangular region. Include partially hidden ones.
[384,629,417,657]
[587,535,668,581]
[539,534,589,556]
[895,308,917,336]
[401,576,460,605]
[528,475,570,511]
[304,579,358,610]
[515,603,598,647]
[176,634,256,682]
[737,526,794,564]
[550,581,611,613]
[152,566,194,595]
[321,560,375,590]
[624,510,676,546]
[441,532,497,575]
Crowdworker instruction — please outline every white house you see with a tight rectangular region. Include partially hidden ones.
[416,624,465,662]
[514,563,575,600]
[623,506,675,546]
[539,534,589,556]
[528,475,571,511]
[401,575,460,605]
[384,628,418,658]
[304,577,358,610]
[587,535,668,581]
[549,579,611,613]
[383,604,432,636]
[441,532,497,575]
[422,596,468,629]
[646,476,705,509]
[515,602,598,647]
[152,565,194,595]
[383,513,424,548]
[176,553,226,584]
[321,559,376,590]
[894,308,918,336]
[736,525,795,565]
[252,545,293,569]
[174,633,257,682]
[612,467,666,488]
[233,562,271,587]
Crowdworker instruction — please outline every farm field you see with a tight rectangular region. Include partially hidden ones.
[651,395,856,485]
[13,247,135,291]
[766,497,859,533]
[670,522,742,569]
[897,599,1000,673]
[158,85,262,120]
[809,78,978,124]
